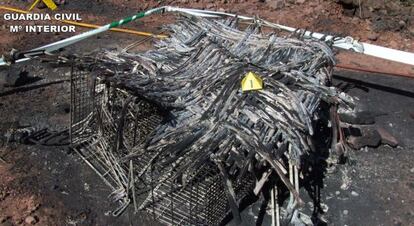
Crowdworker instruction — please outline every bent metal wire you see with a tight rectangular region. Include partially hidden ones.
[70,16,353,225]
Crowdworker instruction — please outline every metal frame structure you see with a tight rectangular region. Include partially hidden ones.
[69,65,256,225]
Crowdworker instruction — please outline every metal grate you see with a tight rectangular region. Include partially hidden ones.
[69,66,256,225]
[70,64,96,146]
[141,160,255,226]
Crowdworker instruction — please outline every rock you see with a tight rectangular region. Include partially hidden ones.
[84,183,90,191]
[343,209,349,215]
[343,127,362,137]
[28,198,40,213]
[206,3,216,9]
[376,127,398,147]
[367,32,379,41]
[339,110,375,125]
[0,189,8,201]
[351,191,359,196]
[393,218,402,226]
[25,216,38,225]
[398,20,406,29]
[56,102,71,114]
[0,67,20,87]
[320,203,329,212]
[267,0,285,10]
[343,8,356,17]
[410,168,414,173]
[0,216,9,223]
[409,28,414,37]
[351,16,360,24]
[347,126,381,149]
[385,209,391,214]
[296,0,305,4]
[16,218,23,224]
[51,0,66,5]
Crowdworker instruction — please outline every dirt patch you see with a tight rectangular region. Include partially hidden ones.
[335,0,413,35]
[0,143,159,226]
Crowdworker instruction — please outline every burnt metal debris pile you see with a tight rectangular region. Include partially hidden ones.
[70,16,353,225]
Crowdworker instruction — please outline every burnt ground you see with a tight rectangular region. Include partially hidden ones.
[323,71,414,226]
[0,0,413,226]
[0,63,160,226]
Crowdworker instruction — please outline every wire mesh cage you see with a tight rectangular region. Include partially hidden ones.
[70,65,255,225]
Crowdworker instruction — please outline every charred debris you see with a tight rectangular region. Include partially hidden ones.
[66,16,357,225]
[3,16,373,225]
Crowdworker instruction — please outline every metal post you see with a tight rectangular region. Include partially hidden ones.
[271,186,280,226]
[294,166,299,194]
[271,187,276,226]
[275,187,280,226]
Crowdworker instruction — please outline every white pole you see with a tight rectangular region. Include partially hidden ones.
[271,187,276,226]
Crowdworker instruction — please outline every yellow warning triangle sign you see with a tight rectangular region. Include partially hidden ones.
[241,72,263,92]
